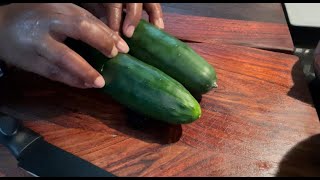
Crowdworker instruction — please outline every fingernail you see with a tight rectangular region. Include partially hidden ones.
[155,18,164,29]
[126,25,135,38]
[117,39,129,53]
[107,46,118,58]
[93,76,105,88]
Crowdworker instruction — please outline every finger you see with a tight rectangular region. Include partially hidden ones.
[144,3,164,29]
[103,3,123,34]
[86,13,129,53]
[32,59,88,89]
[123,3,143,37]
[36,37,105,88]
[70,5,129,54]
[88,14,129,53]
[49,15,119,58]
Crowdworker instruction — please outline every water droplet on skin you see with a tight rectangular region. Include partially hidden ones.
[100,64,105,72]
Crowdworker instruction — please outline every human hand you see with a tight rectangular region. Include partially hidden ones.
[0,3,130,89]
[81,3,164,37]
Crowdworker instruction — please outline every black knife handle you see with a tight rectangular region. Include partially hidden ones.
[0,113,42,159]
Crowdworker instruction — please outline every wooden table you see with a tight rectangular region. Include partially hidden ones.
[1,3,320,177]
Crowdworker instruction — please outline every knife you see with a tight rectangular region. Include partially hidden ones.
[0,112,116,177]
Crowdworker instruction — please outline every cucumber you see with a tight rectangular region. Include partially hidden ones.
[89,50,201,124]
[124,19,217,95]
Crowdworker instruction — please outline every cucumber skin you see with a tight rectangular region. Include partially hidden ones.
[124,19,217,95]
[91,51,201,124]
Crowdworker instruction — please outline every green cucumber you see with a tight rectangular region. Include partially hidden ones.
[89,50,201,124]
[124,19,217,95]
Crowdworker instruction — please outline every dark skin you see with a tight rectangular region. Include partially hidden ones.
[0,3,163,89]
[314,41,320,76]
[81,3,164,37]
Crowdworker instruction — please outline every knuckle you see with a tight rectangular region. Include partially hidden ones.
[56,51,69,65]
[83,12,97,21]
[96,31,115,53]
[108,31,117,40]
[53,57,64,68]
[45,65,61,80]
[86,68,99,80]
[101,39,114,54]
[35,40,49,53]
[153,8,162,16]
[74,17,90,37]
[68,78,86,89]
[52,48,69,67]
[75,16,99,41]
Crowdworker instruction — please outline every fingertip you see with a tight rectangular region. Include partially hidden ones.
[107,46,118,58]
[93,76,105,88]
[155,18,164,29]
[116,39,130,53]
[111,46,118,57]
[125,25,135,38]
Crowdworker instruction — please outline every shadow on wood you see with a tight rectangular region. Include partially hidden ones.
[287,59,314,105]
[276,134,320,177]
[122,109,182,144]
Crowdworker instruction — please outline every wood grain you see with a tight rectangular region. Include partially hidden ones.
[142,12,294,53]
[161,3,287,24]
[0,42,318,177]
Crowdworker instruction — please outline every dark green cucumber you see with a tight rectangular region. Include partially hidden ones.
[89,50,201,124]
[124,19,217,95]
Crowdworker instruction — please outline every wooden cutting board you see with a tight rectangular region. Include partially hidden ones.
[143,12,294,53]
[1,38,319,176]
